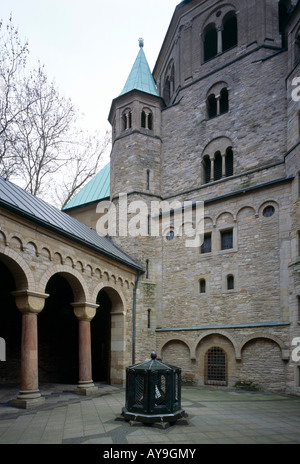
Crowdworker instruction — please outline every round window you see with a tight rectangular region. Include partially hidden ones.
[166,230,175,241]
[263,205,275,218]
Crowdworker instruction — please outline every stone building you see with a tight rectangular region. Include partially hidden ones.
[65,0,300,395]
[1,0,300,406]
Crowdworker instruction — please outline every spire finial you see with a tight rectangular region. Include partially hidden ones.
[139,37,144,48]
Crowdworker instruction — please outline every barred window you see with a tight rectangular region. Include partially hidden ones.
[221,229,233,250]
[205,347,227,385]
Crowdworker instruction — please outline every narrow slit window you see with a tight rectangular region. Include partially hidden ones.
[203,156,211,184]
[227,275,234,290]
[199,279,206,294]
[147,309,151,329]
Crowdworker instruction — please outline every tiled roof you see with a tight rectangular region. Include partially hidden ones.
[0,176,143,272]
[63,162,110,211]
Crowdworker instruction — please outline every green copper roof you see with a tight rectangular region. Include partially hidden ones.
[120,40,159,97]
[63,162,110,210]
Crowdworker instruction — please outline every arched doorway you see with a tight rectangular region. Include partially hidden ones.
[91,289,111,383]
[92,285,126,385]
[38,274,78,383]
[0,260,22,384]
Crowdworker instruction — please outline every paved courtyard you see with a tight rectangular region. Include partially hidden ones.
[0,383,299,444]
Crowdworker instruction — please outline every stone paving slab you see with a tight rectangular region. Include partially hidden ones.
[0,383,299,445]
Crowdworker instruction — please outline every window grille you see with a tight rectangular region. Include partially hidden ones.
[263,205,275,218]
[221,229,233,250]
[205,347,227,385]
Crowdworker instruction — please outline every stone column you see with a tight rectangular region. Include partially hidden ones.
[210,156,215,182]
[217,25,223,55]
[222,152,226,177]
[72,303,98,396]
[216,95,221,116]
[11,290,49,409]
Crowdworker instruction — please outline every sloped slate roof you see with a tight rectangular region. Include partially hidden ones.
[120,46,159,97]
[0,176,143,272]
[63,162,110,211]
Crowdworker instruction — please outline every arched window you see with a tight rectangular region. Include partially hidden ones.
[199,279,206,294]
[122,110,132,131]
[163,64,175,105]
[222,13,238,52]
[141,110,153,130]
[207,94,217,118]
[205,347,227,385]
[203,155,211,184]
[141,111,146,128]
[225,147,234,177]
[220,88,229,114]
[204,24,218,62]
[202,139,233,184]
[207,87,229,119]
[214,151,222,181]
[227,275,234,290]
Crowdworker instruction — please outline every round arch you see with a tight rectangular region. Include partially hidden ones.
[239,333,287,360]
[0,248,33,291]
[193,330,239,359]
[38,264,89,303]
[158,336,193,360]
[92,283,128,385]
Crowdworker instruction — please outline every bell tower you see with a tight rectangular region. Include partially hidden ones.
[108,39,164,201]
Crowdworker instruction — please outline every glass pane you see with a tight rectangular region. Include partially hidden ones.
[221,230,233,250]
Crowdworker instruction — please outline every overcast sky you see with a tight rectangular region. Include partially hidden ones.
[1,0,179,142]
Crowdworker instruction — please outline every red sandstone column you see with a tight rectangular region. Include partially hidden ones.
[78,320,92,384]
[73,303,98,395]
[11,291,48,409]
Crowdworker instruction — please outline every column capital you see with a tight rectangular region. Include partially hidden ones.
[72,302,98,322]
[12,290,49,314]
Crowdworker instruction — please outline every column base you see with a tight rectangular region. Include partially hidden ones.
[75,381,99,396]
[12,390,45,409]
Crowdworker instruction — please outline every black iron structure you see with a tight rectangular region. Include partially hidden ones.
[122,352,187,424]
